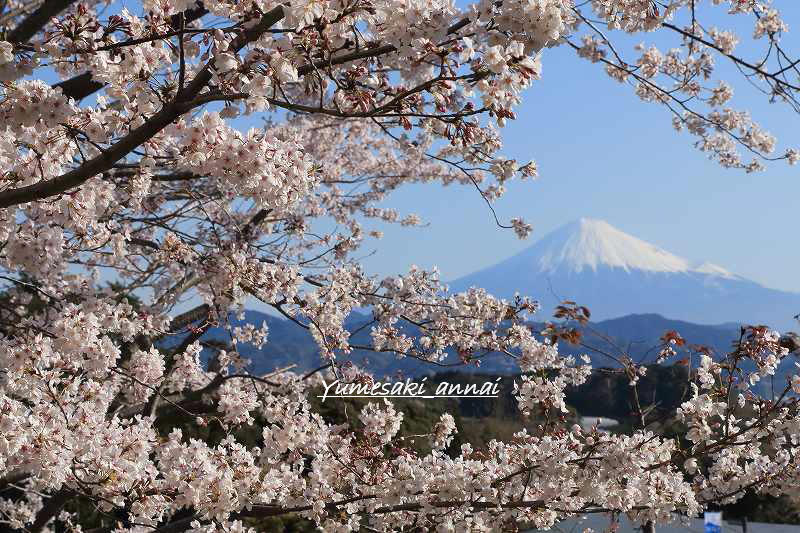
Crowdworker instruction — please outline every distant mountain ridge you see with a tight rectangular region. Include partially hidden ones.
[195,310,797,400]
[193,220,800,385]
[203,310,746,377]
[449,218,800,330]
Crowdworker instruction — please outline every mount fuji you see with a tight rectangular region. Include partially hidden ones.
[449,218,800,330]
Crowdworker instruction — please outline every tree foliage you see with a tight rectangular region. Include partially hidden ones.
[1,0,800,531]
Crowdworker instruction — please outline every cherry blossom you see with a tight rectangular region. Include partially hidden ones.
[0,0,798,531]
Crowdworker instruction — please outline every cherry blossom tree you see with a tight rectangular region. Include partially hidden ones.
[0,0,799,531]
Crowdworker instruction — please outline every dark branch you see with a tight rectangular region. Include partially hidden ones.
[28,489,71,533]
[0,6,286,209]
[53,2,209,101]
[54,71,105,101]
[7,0,75,43]
[7,6,471,209]
[169,303,211,332]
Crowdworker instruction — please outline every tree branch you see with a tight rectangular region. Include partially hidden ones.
[28,489,71,533]
[8,6,472,209]
[53,2,208,101]
[54,71,105,101]
[662,22,800,92]
[7,0,75,43]
[0,99,193,208]
[168,303,211,332]
[0,6,286,209]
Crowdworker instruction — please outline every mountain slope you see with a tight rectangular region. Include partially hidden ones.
[449,218,800,330]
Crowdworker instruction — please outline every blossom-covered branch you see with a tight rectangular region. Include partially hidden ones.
[0,0,799,531]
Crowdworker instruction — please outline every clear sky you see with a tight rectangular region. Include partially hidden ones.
[355,5,800,294]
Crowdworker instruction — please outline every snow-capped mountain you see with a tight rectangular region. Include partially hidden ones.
[449,218,800,330]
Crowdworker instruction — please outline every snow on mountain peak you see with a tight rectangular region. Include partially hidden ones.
[448,218,796,329]
[533,218,692,274]
[692,261,739,279]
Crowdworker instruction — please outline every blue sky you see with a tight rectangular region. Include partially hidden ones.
[356,5,800,293]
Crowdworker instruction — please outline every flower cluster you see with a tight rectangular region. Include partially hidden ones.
[0,0,798,530]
